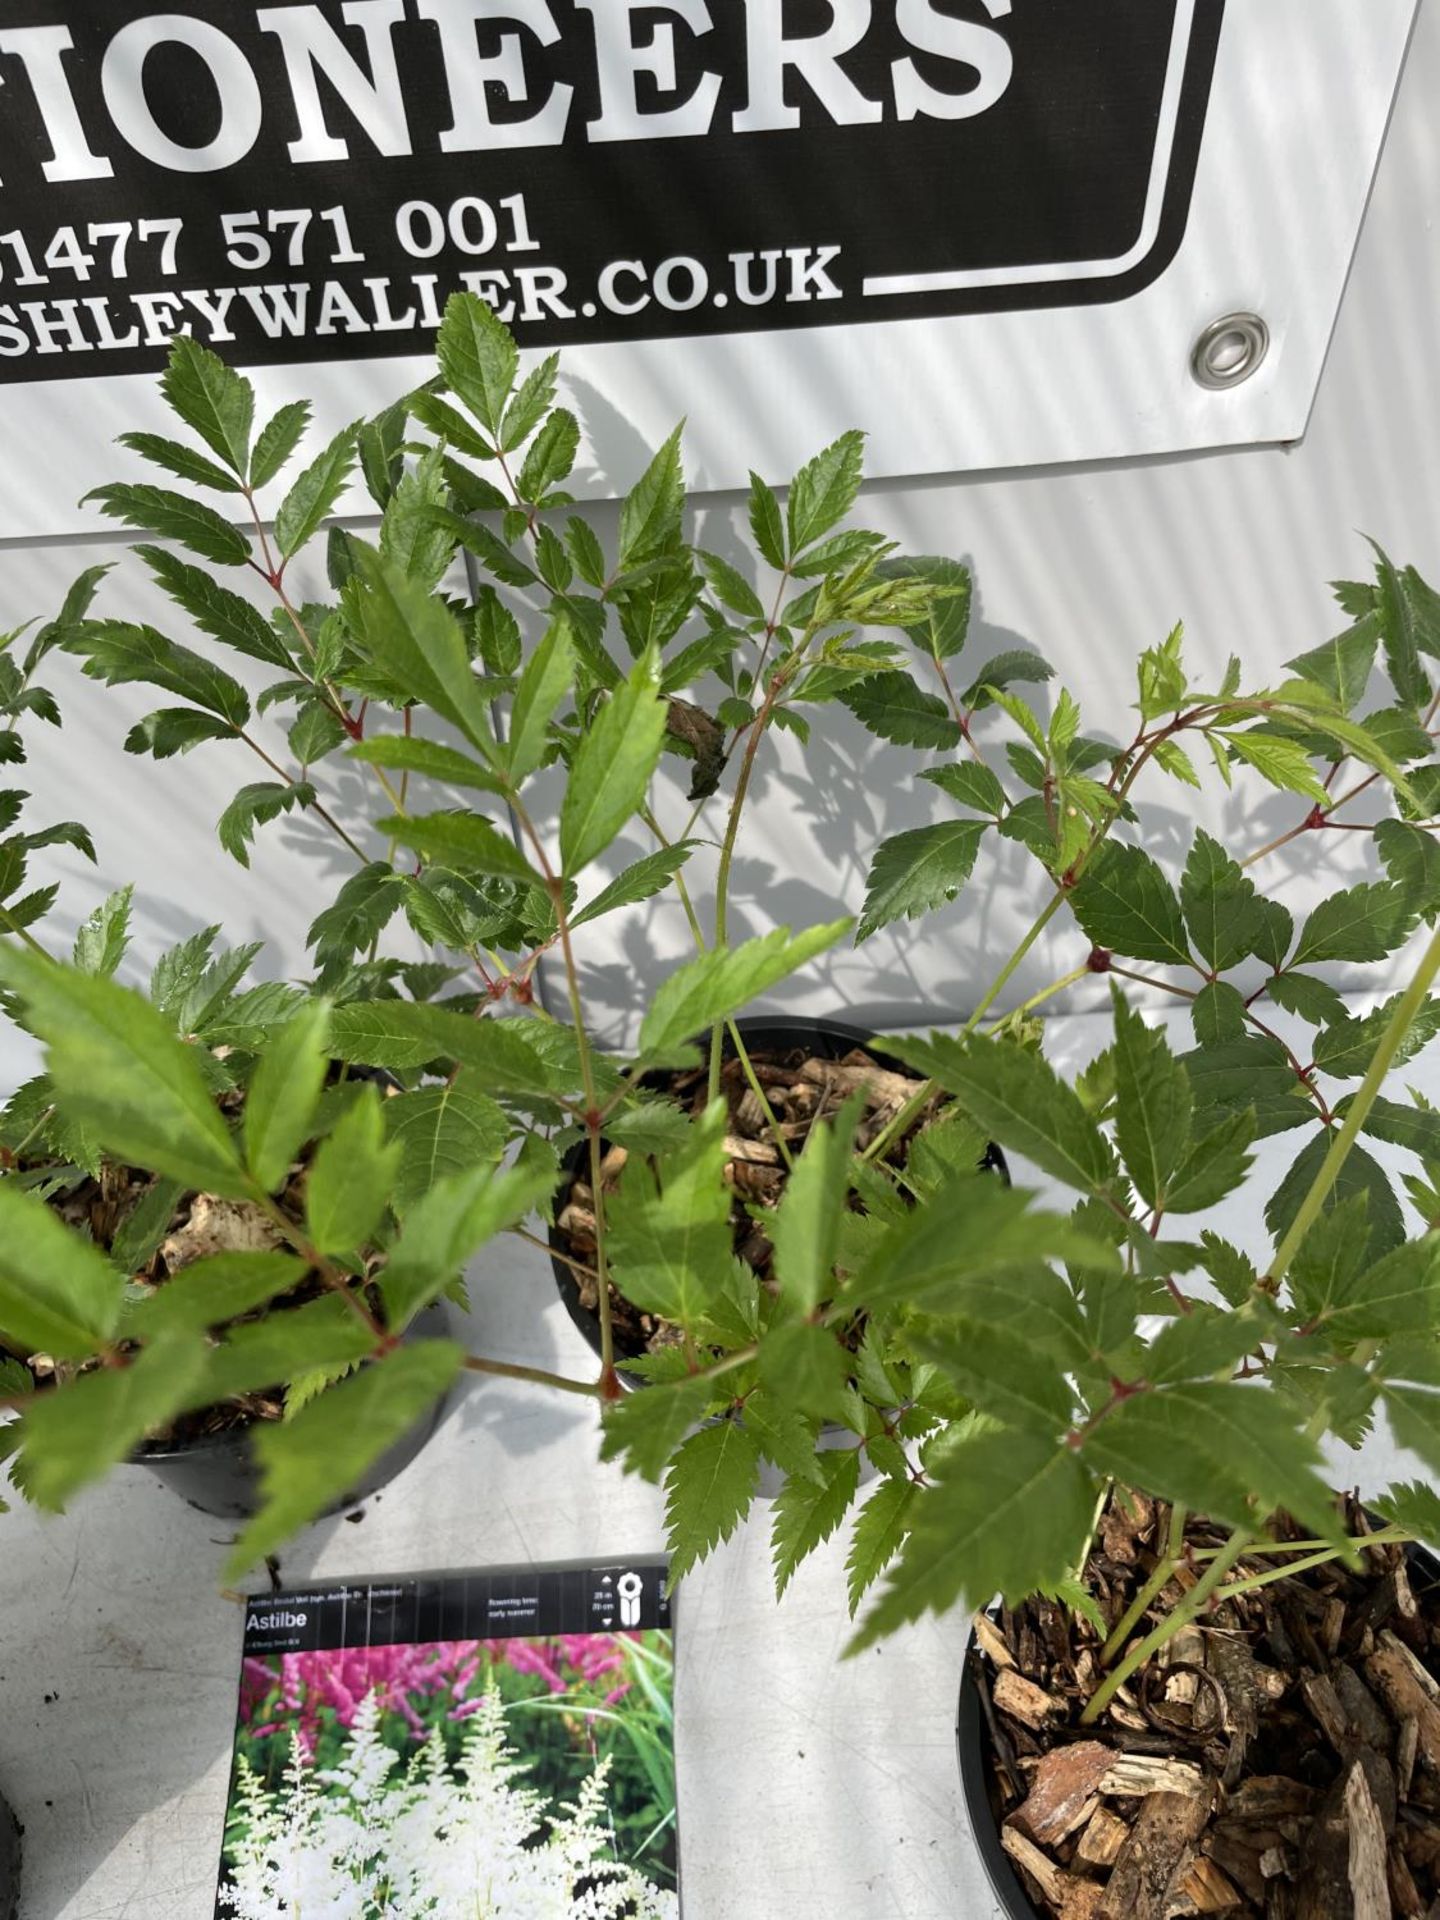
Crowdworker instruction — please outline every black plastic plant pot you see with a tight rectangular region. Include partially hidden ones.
[133,1302,453,1521]
[955,1532,1440,1920]
[0,1789,18,1920]
[548,1012,1007,1373]
[957,1642,1039,1920]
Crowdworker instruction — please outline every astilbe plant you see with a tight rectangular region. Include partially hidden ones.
[222,1691,677,1920]
[0,293,961,1569]
[3,293,1440,1686]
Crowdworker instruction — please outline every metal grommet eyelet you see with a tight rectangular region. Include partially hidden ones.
[1191,312,1270,391]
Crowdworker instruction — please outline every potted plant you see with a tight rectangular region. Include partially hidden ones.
[43,297,996,1555]
[20,299,1440,1914]
[586,550,1440,1910]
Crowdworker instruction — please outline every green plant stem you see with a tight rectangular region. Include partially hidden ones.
[1190,1525,1408,1560]
[238,730,369,863]
[861,890,1068,1164]
[1210,1534,1416,1604]
[726,1018,796,1170]
[512,1222,596,1281]
[1080,1528,1253,1725]
[1108,963,1197,1001]
[509,793,616,1383]
[987,963,1091,1032]
[461,1353,601,1399]
[1268,920,1440,1290]
[1100,1502,1187,1666]
[638,803,707,952]
[0,905,51,959]
[709,702,773,1101]
[248,1188,393,1345]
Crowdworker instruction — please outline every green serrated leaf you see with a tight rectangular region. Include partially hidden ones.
[125,1250,308,1338]
[66,621,249,727]
[124,706,237,761]
[882,1030,1117,1199]
[915,1318,1073,1432]
[244,1000,330,1193]
[699,549,764,621]
[438,291,517,440]
[379,443,455,591]
[769,1097,864,1318]
[218,782,313,868]
[349,734,505,796]
[857,820,986,942]
[250,400,312,490]
[748,472,786,569]
[639,922,851,1058]
[160,334,253,475]
[517,407,580,501]
[849,1430,1094,1652]
[1292,881,1418,968]
[607,1101,735,1328]
[508,613,574,783]
[1266,1133,1403,1267]
[1111,988,1192,1208]
[1314,993,1440,1081]
[224,1341,462,1577]
[559,652,669,875]
[1285,619,1379,712]
[1266,973,1348,1028]
[772,1448,862,1598]
[73,887,133,979]
[384,1073,508,1212]
[845,1476,916,1615]
[380,1161,553,1332]
[1072,843,1192,966]
[838,670,960,749]
[570,842,698,931]
[619,427,685,571]
[1180,830,1266,973]
[1191,980,1246,1047]
[599,1374,714,1482]
[1222,731,1329,803]
[306,863,406,965]
[379,809,540,887]
[305,1083,400,1256]
[1180,1035,1311,1140]
[136,546,294,672]
[500,352,560,452]
[663,1419,760,1583]
[1142,1305,1264,1386]
[345,546,500,763]
[1164,1109,1255,1213]
[758,1321,852,1425]
[1372,1479,1440,1544]
[788,430,865,554]
[565,517,608,590]
[0,1179,124,1357]
[117,431,239,493]
[0,948,246,1196]
[83,483,250,566]
[1370,538,1431,710]
[19,1332,208,1511]
[1152,739,1201,787]
[920,762,1007,817]
[1084,1381,1337,1540]
[329,1001,557,1092]
[855,1176,1113,1336]
[275,423,357,557]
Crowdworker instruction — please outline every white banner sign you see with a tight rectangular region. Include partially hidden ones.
[0,0,1419,538]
